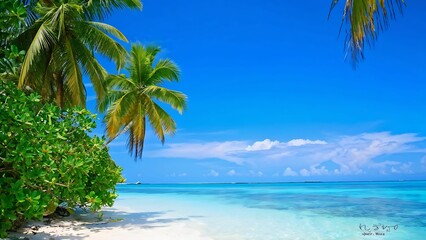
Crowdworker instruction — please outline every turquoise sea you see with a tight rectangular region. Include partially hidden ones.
[115,181,426,240]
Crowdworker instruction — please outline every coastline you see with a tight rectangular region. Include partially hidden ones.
[8,204,211,240]
[7,181,426,240]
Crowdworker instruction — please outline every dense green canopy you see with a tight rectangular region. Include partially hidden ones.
[0,80,123,237]
[17,0,142,108]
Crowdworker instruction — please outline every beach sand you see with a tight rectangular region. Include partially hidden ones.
[8,205,212,240]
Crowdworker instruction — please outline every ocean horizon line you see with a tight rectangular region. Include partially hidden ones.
[120,179,426,185]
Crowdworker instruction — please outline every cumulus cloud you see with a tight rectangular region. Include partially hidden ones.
[147,132,425,175]
[208,170,219,177]
[396,162,413,174]
[372,161,414,175]
[298,165,330,177]
[147,141,247,164]
[246,139,280,151]
[249,170,263,177]
[300,169,310,176]
[283,167,298,176]
[245,138,327,151]
[390,164,413,174]
[287,139,327,147]
[227,169,236,176]
[309,165,329,175]
[321,132,424,174]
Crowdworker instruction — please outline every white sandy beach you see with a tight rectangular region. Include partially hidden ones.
[9,205,212,240]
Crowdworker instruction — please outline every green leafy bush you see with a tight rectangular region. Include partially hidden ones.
[0,0,27,48]
[0,0,27,82]
[0,80,123,237]
[0,45,25,81]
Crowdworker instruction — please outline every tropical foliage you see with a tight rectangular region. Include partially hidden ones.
[0,0,27,81]
[0,45,26,82]
[0,0,147,237]
[17,0,142,108]
[99,44,187,159]
[0,79,123,237]
[0,0,186,237]
[329,0,405,65]
[0,0,27,48]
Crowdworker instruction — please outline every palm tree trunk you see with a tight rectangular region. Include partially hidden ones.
[54,73,64,109]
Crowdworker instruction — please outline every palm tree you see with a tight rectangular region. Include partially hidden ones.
[17,0,142,108]
[99,44,187,159]
[329,0,405,65]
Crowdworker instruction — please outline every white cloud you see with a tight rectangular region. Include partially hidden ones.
[308,165,329,175]
[148,141,247,164]
[369,160,401,169]
[249,170,263,177]
[84,83,93,88]
[287,139,327,147]
[300,169,310,176]
[246,139,280,151]
[283,167,298,176]
[245,138,327,151]
[147,132,425,175]
[169,172,188,177]
[298,165,330,177]
[208,170,219,177]
[387,162,413,174]
[323,132,424,174]
[227,169,236,176]
[399,162,413,173]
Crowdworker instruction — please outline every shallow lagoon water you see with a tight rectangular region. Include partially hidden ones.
[115,181,426,240]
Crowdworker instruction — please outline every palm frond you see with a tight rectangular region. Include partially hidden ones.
[83,0,142,20]
[98,74,133,112]
[18,22,56,88]
[86,21,129,42]
[147,59,180,85]
[77,20,127,69]
[144,45,161,63]
[107,73,136,89]
[105,90,136,138]
[329,0,405,66]
[143,86,187,114]
[61,36,85,107]
[127,109,146,159]
[105,102,125,138]
[152,102,177,135]
[142,94,165,143]
[70,37,107,103]
[128,44,150,84]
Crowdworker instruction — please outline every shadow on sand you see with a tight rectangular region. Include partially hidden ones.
[8,208,200,240]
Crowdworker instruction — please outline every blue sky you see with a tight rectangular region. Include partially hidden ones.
[85,0,426,183]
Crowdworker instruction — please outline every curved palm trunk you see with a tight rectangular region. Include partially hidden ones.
[54,73,64,109]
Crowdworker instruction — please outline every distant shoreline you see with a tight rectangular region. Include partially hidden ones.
[121,179,426,185]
